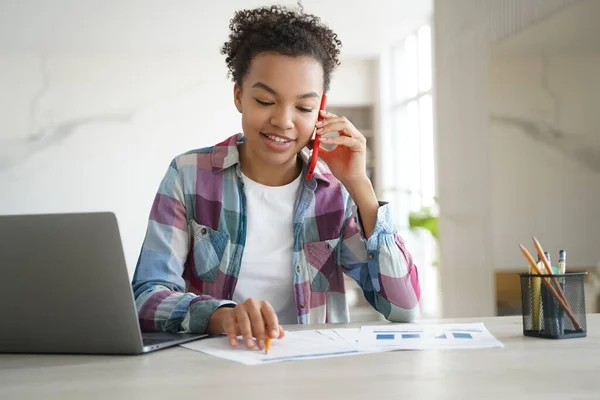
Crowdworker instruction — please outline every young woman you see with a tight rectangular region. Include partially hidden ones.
[132,4,421,352]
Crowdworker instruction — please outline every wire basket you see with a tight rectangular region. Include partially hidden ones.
[519,272,587,339]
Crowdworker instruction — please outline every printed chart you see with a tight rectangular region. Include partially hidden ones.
[358,323,504,351]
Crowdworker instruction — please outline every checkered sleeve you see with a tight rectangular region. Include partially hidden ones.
[131,159,235,333]
[339,196,421,322]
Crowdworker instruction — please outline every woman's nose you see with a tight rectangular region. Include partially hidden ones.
[270,106,294,130]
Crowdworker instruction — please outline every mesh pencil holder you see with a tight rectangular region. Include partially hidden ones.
[519,272,587,339]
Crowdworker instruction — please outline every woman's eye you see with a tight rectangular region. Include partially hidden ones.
[254,99,312,113]
[255,99,274,106]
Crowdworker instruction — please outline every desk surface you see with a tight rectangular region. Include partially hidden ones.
[2,315,600,399]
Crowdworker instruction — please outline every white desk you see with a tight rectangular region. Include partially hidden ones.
[1,315,600,399]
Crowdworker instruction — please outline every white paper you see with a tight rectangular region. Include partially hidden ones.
[325,328,360,349]
[181,330,358,365]
[181,323,503,365]
[328,328,392,353]
[357,322,504,351]
[315,329,341,342]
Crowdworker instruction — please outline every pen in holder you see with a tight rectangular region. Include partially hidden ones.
[519,272,587,339]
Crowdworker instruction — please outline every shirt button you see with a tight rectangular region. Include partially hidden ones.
[299,302,305,309]
[296,265,300,273]
[325,243,330,249]
[200,228,207,235]
[368,253,374,260]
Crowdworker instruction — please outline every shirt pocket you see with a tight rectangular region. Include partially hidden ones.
[190,220,230,283]
[302,238,341,292]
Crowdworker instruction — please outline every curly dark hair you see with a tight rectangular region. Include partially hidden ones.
[220,3,342,92]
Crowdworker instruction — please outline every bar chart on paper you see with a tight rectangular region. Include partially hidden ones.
[358,323,504,351]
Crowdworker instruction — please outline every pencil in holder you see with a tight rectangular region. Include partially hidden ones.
[519,272,587,339]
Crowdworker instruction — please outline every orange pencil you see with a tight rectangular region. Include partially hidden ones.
[264,337,271,355]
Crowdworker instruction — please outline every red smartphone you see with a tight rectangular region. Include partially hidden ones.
[306,94,327,180]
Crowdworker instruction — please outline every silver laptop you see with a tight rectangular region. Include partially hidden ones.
[0,212,207,355]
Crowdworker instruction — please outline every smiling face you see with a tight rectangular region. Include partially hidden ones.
[234,52,324,170]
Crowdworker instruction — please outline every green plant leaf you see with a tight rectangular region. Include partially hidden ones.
[408,206,438,239]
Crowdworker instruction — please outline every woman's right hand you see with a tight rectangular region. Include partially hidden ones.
[207,298,285,350]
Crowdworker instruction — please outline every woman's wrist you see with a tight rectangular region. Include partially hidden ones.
[206,306,234,335]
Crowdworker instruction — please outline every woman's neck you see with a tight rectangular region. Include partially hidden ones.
[239,144,302,186]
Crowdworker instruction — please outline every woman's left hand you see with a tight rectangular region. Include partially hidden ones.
[314,109,368,185]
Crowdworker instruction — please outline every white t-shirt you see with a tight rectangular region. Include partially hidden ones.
[232,172,302,325]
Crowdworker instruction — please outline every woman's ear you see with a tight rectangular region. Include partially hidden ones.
[233,83,243,113]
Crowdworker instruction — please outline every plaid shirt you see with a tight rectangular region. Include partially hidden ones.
[132,133,421,333]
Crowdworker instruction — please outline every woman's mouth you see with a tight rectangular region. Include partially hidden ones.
[259,132,296,152]
[260,133,294,144]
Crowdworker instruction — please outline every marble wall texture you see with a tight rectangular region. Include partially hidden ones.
[434,0,589,317]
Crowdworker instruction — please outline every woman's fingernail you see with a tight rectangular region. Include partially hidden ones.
[320,137,329,142]
[230,338,238,346]
[316,128,323,133]
[246,338,254,348]
[258,339,265,349]
[271,329,279,338]
[315,121,323,126]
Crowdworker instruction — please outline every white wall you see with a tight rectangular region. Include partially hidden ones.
[328,59,376,106]
[0,52,375,277]
[0,52,239,274]
[490,54,600,269]
[433,0,583,318]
